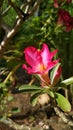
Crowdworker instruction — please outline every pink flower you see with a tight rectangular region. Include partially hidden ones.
[57,9,73,32]
[23,44,59,75]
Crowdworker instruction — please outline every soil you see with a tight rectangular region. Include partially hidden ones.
[0,92,73,130]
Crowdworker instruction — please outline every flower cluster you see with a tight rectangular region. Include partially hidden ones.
[53,0,73,32]
[57,9,73,32]
[23,44,61,87]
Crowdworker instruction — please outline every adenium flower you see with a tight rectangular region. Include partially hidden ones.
[57,9,73,32]
[23,44,60,86]
[23,44,59,75]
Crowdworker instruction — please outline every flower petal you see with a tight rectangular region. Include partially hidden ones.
[24,47,42,67]
[40,44,51,67]
[23,64,43,74]
[51,49,58,59]
[23,44,60,75]
[47,59,60,71]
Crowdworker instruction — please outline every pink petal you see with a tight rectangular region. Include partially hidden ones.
[24,47,42,68]
[40,44,51,67]
[51,49,58,59]
[40,44,58,70]
[23,44,60,75]
[47,59,59,71]
[23,64,43,74]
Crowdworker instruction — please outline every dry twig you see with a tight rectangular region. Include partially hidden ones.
[54,107,73,126]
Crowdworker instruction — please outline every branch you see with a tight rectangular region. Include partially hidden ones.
[0,0,43,58]
[1,118,31,130]
[0,18,23,57]
[54,107,73,126]
[8,0,23,18]
[0,0,30,58]
[30,0,43,16]
[20,0,33,10]
[1,21,11,34]
[2,5,11,16]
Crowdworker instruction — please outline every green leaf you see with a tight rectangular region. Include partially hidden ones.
[56,83,67,89]
[19,85,41,93]
[30,93,40,106]
[61,77,73,85]
[55,93,71,112]
[11,108,20,113]
[47,90,55,98]
[50,63,61,84]
[41,88,55,98]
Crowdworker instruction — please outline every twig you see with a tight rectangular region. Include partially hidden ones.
[30,0,43,16]
[1,118,31,130]
[0,18,23,57]
[54,107,73,126]
[8,0,23,18]
[1,21,11,34]
[20,0,33,10]
[2,5,11,16]
[28,77,35,85]
[24,0,32,13]
[3,64,21,84]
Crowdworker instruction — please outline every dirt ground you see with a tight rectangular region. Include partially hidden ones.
[0,93,73,130]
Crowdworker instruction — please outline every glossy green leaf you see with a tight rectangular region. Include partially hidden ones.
[61,77,73,85]
[50,63,61,84]
[41,88,55,98]
[55,93,71,112]
[47,90,55,98]
[19,85,41,93]
[30,93,40,106]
